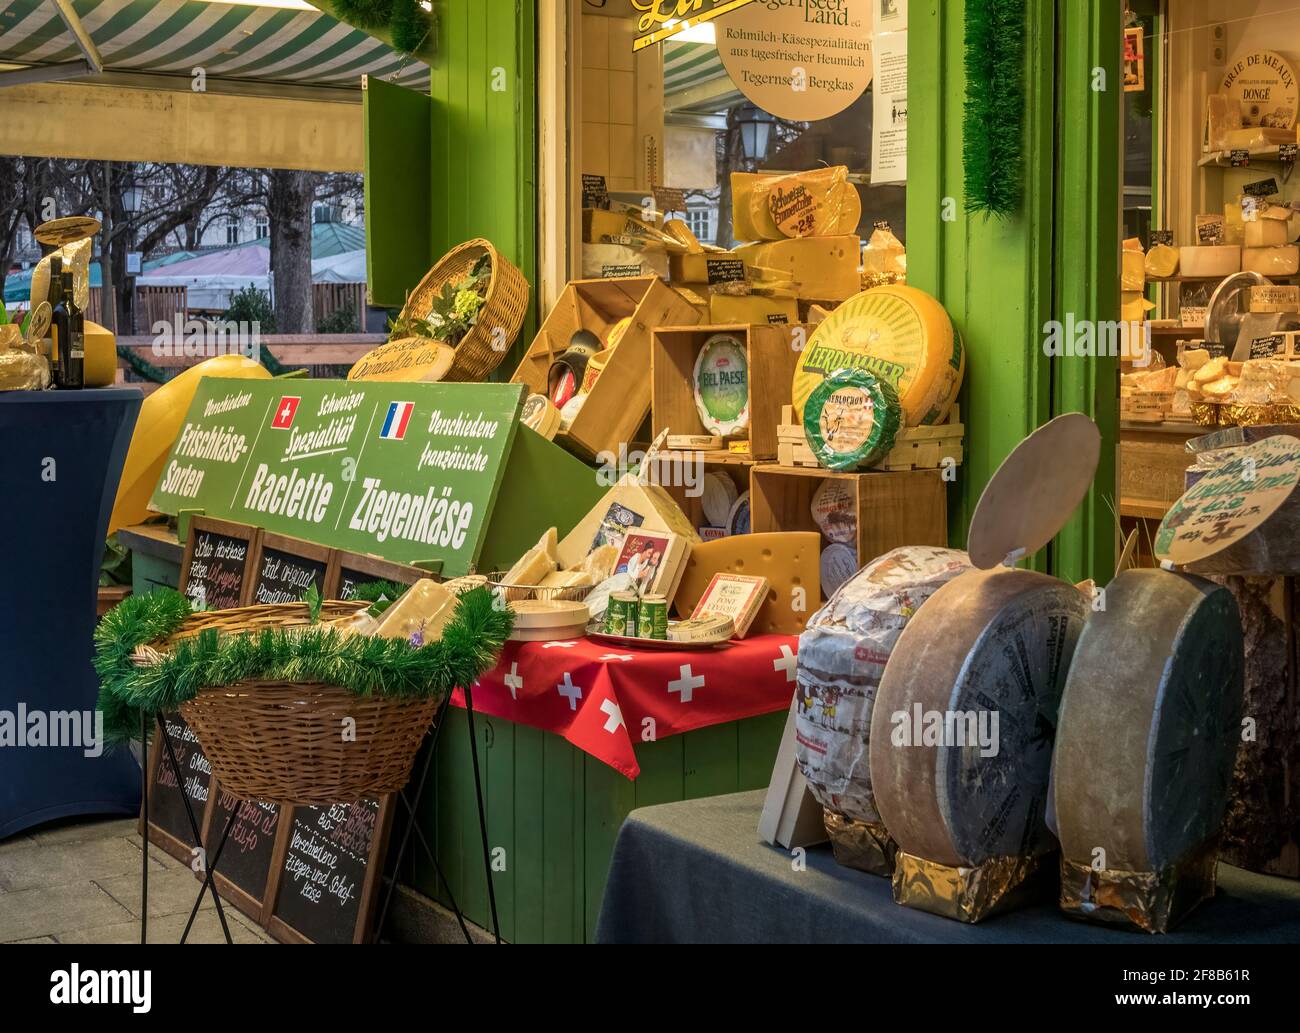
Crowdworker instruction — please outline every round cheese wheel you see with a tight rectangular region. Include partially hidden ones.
[810,479,857,544]
[606,316,633,351]
[1053,570,1243,872]
[702,472,739,528]
[520,393,562,440]
[727,490,750,536]
[803,369,902,471]
[820,543,859,598]
[796,547,974,823]
[869,568,1088,867]
[792,285,964,427]
[694,333,750,437]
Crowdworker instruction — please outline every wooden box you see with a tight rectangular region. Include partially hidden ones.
[652,323,808,460]
[750,465,949,587]
[511,277,699,461]
[650,451,753,533]
[777,405,965,473]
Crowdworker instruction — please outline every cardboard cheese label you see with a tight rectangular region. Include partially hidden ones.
[693,333,750,437]
[1156,434,1300,567]
[803,369,902,472]
[1222,49,1298,130]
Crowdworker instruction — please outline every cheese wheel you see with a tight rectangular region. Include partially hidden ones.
[701,472,739,528]
[819,543,858,597]
[803,369,902,471]
[520,393,562,440]
[1145,243,1180,278]
[810,478,857,544]
[1245,219,1291,248]
[1179,245,1241,277]
[1053,570,1243,872]
[792,285,964,427]
[693,333,750,437]
[796,547,974,823]
[727,490,750,536]
[1243,245,1300,276]
[869,568,1088,867]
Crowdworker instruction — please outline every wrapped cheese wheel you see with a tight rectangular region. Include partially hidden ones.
[795,547,973,837]
[803,369,902,471]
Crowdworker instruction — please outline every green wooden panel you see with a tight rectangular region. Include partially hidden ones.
[583,757,636,942]
[541,730,582,943]
[476,427,606,574]
[482,712,515,942]
[737,709,787,787]
[427,0,538,378]
[1051,0,1121,584]
[632,733,685,809]
[361,76,432,308]
[130,552,180,596]
[511,723,547,943]
[683,723,741,801]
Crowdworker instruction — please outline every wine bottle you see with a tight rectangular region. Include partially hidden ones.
[50,261,69,388]
[44,255,63,385]
[61,270,85,389]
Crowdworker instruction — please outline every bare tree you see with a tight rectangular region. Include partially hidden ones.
[267,169,319,334]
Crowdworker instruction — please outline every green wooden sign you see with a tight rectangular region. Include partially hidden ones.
[150,378,525,576]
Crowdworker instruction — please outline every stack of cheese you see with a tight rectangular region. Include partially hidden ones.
[1237,198,1299,276]
[1120,362,1178,422]
[499,527,619,601]
[861,224,906,289]
[1121,237,1156,324]
[1182,351,1239,418]
[729,167,862,304]
[583,205,705,281]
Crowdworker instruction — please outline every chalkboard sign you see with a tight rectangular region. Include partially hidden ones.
[145,712,214,866]
[268,798,393,944]
[202,783,284,923]
[1250,334,1285,359]
[334,551,427,600]
[250,531,335,605]
[179,517,260,610]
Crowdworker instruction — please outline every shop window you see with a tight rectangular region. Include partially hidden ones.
[225,217,240,246]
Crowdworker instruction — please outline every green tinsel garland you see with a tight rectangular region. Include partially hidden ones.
[390,0,430,54]
[963,0,1025,218]
[94,585,512,745]
[333,0,394,29]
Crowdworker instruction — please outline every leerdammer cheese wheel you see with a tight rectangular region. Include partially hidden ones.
[795,547,974,824]
[791,285,964,427]
[1053,569,1244,872]
[869,567,1088,867]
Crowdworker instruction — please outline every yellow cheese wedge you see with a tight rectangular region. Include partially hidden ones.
[732,169,859,241]
[1193,356,1228,384]
[373,578,458,645]
[1145,244,1179,279]
[108,354,271,534]
[1121,250,1146,291]
[84,319,117,388]
[734,236,861,301]
[1245,220,1291,248]
[792,284,963,427]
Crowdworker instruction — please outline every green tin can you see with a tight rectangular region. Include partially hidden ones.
[637,595,669,640]
[607,592,640,637]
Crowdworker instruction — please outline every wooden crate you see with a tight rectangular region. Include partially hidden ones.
[511,277,699,462]
[649,450,753,533]
[777,405,965,472]
[652,323,808,460]
[1119,421,1200,519]
[750,465,949,586]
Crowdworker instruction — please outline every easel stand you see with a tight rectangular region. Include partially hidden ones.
[139,688,502,945]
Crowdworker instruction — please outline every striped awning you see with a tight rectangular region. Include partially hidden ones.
[663,40,741,114]
[0,0,427,89]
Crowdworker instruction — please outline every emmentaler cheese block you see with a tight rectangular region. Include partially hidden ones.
[792,285,964,427]
[731,170,860,241]
[734,236,861,301]
[1053,570,1244,932]
[673,531,820,635]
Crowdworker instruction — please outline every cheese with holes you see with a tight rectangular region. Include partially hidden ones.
[792,285,964,426]
[1054,570,1243,879]
[795,547,973,824]
[734,236,861,301]
[870,568,1088,867]
[672,531,820,635]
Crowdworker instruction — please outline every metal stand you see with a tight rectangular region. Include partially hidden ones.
[138,714,234,944]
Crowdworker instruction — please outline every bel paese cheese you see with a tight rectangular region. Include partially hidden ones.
[791,285,964,427]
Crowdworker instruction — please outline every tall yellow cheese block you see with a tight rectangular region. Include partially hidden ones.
[734,236,862,301]
[84,320,118,388]
[108,354,271,533]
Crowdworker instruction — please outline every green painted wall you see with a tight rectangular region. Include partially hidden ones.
[909,1,1119,581]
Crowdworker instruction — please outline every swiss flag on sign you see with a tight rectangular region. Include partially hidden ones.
[271,396,301,429]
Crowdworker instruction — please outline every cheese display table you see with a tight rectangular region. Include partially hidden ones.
[595,791,1300,944]
[0,388,143,838]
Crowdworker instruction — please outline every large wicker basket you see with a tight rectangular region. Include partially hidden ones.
[401,238,530,383]
[137,601,441,806]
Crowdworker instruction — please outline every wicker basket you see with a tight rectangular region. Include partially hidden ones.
[137,601,441,806]
[401,238,530,383]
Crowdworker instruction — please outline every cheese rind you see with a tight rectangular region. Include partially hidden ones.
[792,285,964,427]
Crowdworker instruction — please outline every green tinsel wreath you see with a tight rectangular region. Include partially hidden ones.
[390,0,431,55]
[94,585,512,745]
[333,0,394,29]
[963,0,1025,218]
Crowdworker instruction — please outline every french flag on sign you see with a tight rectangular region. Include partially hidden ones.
[380,401,414,441]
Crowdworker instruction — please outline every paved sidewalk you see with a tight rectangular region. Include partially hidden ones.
[0,816,274,944]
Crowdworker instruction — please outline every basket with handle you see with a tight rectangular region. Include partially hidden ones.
[132,601,441,806]
[400,238,530,383]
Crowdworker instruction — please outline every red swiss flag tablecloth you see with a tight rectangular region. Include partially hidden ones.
[451,634,800,778]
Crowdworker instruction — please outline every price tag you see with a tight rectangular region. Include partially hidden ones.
[1180,306,1208,328]
[1243,177,1279,198]
[1241,195,1264,222]
[873,219,892,231]
[1196,215,1225,245]
[1150,229,1174,247]
[1230,149,1251,167]
[1281,143,1298,167]
[653,187,687,214]
[705,256,747,285]
[1250,334,1284,359]
[582,173,609,210]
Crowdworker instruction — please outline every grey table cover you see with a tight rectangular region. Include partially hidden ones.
[596,790,1300,944]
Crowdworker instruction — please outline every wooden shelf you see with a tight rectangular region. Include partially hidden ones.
[1121,497,1172,520]
[1198,145,1297,168]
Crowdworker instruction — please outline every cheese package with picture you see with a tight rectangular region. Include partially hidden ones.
[792,284,964,427]
[795,547,974,824]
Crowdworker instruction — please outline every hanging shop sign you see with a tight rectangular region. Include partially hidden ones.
[716,0,872,121]
[631,0,759,52]
[1222,49,1298,130]
[150,378,524,575]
